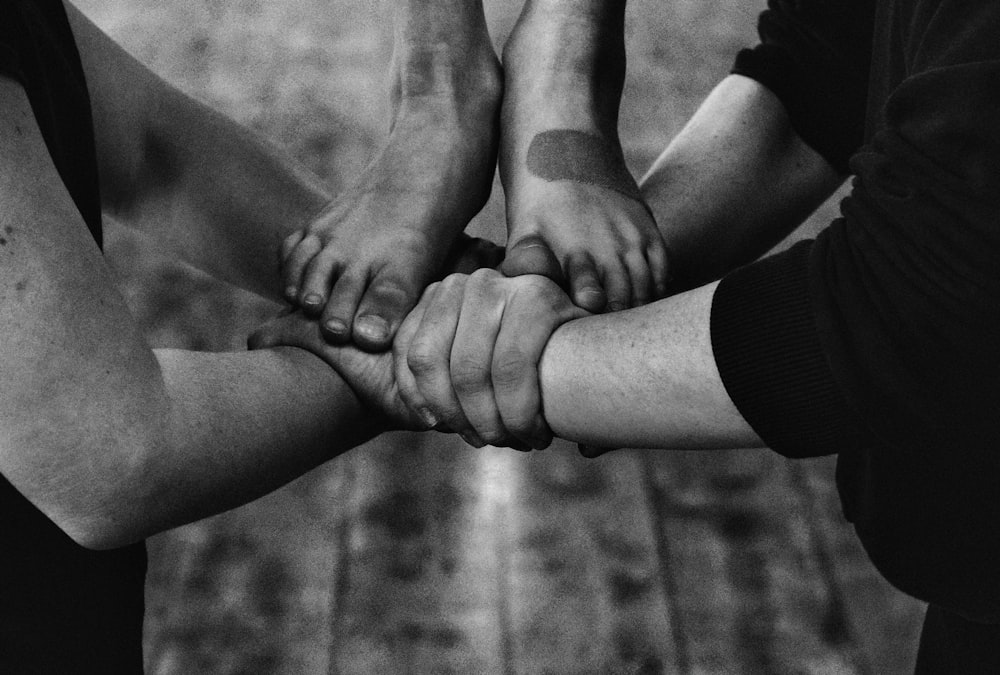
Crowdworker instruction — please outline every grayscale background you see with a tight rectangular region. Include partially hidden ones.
[74,1,924,673]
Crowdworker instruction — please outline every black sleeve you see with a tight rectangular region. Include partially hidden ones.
[712,3,1000,623]
[731,1,875,174]
[0,8,28,84]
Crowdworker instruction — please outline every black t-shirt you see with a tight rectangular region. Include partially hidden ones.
[0,1,147,671]
[714,0,1000,622]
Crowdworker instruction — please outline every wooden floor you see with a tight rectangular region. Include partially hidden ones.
[75,0,926,672]
[140,443,924,674]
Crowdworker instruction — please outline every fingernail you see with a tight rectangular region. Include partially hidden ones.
[416,408,439,429]
[285,286,298,301]
[356,315,389,342]
[323,319,350,344]
[303,293,323,308]
[323,318,348,337]
[459,431,486,448]
[607,301,628,312]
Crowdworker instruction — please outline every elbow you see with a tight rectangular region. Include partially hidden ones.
[63,517,146,552]
[46,441,167,552]
[54,482,157,551]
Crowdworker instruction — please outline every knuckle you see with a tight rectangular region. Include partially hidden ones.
[450,357,490,392]
[492,350,532,390]
[406,341,440,376]
[468,267,502,291]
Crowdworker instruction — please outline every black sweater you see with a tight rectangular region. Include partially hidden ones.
[713,0,1000,623]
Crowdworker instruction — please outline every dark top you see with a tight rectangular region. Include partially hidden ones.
[713,0,1000,623]
[0,1,147,671]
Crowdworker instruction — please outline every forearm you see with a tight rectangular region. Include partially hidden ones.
[93,347,372,548]
[640,75,844,292]
[124,90,331,301]
[392,0,496,114]
[538,280,762,449]
[504,0,627,134]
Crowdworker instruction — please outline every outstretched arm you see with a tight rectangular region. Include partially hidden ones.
[499,0,670,312]
[65,3,330,301]
[390,270,759,451]
[67,2,502,344]
[640,74,843,292]
[0,77,412,551]
[279,0,502,350]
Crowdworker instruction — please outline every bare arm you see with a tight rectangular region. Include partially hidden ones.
[64,3,330,302]
[498,0,669,311]
[538,281,758,449]
[0,79,382,550]
[640,74,844,291]
[388,270,757,451]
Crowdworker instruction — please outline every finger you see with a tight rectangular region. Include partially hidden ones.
[393,287,438,429]
[646,239,672,299]
[565,251,606,312]
[300,247,342,316]
[500,234,565,284]
[352,269,421,352]
[279,232,306,301]
[449,273,510,447]
[578,444,618,458]
[624,249,653,307]
[319,273,367,344]
[406,275,479,444]
[247,310,316,352]
[283,234,322,307]
[492,292,562,450]
[601,258,632,312]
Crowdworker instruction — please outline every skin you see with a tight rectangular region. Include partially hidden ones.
[499,0,669,312]
[0,3,502,550]
[526,130,646,203]
[283,0,669,331]
[258,75,843,455]
[280,0,503,351]
[397,75,842,452]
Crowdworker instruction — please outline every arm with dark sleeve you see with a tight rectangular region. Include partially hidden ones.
[639,0,875,292]
[711,4,1000,623]
[731,0,875,175]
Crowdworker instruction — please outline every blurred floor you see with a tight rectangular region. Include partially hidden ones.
[75,0,925,672]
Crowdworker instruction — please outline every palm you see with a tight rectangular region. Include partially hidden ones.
[249,312,420,430]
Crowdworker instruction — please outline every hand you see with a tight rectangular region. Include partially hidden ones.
[248,310,423,431]
[393,269,589,450]
[498,2,671,313]
[501,161,670,312]
[281,37,501,352]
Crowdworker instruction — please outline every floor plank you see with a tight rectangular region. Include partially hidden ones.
[502,445,678,675]
[329,434,508,674]
[646,449,866,674]
[144,465,348,674]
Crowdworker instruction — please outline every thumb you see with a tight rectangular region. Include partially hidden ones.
[501,235,565,286]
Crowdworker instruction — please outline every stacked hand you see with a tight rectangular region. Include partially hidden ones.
[252,235,504,428]
[280,11,502,352]
[392,270,588,451]
[258,0,672,455]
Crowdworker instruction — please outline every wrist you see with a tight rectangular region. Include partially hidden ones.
[501,1,626,136]
[390,3,501,127]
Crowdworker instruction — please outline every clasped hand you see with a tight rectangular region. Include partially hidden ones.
[251,267,587,451]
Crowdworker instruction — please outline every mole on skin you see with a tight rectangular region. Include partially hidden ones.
[526,129,643,202]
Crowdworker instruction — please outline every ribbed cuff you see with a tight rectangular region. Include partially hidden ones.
[710,241,861,458]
